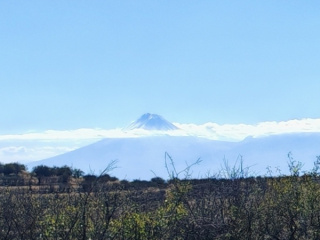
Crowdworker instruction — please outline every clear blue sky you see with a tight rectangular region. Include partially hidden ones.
[1,1,320,133]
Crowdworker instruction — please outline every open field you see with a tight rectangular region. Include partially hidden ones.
[2,161,320,240]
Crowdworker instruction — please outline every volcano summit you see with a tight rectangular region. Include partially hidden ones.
[125,113,178,131]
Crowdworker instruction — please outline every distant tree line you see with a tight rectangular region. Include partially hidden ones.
[0,162,168,188]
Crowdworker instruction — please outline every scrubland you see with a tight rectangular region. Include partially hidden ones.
[1,156,320,239]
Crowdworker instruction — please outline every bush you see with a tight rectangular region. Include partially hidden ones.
[54,166,72,177]
[3,163,26,175]
[151,177,166,185]
[72,168,84,178]
[98,173,118,182]
[32,165,53,177]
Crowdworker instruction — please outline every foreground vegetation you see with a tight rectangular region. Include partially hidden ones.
[1,155,320,239]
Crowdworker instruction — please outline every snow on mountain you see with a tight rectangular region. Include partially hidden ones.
[125,113,178,131]
[27,133,320,180]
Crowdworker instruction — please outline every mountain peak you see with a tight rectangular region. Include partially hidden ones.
[126,113,178,131]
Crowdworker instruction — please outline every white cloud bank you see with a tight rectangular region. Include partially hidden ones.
[0,118,320,163]
[175,118,320,141]
[0,146,76,163]
[1,118,320,142]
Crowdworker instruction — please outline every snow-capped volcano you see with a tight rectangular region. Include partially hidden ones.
[125,113,178,131]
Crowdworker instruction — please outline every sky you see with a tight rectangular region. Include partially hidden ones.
[1,1,320,163]
[1,0,320,132]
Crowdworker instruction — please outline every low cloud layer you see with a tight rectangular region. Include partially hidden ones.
[1,118,320,141]
[176,118,320,141]
[0,145,77,163]
[0,118,320,163]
